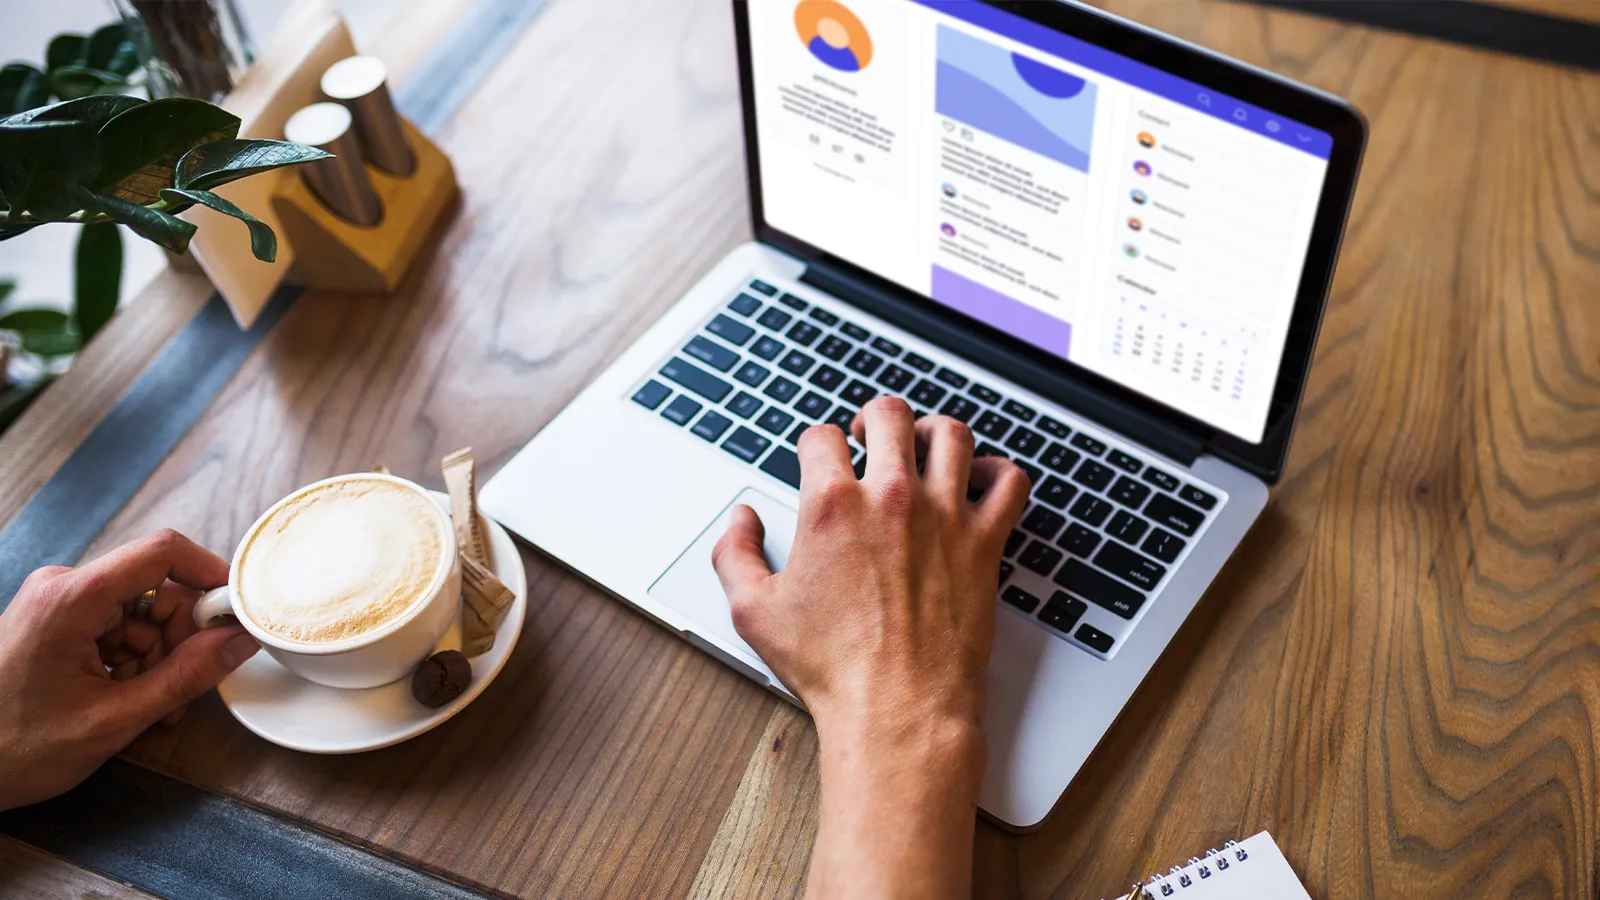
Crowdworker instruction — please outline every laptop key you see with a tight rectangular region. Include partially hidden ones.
[1055,559,1145,619]
[1037,416,1071,440]
[840,379,878,407]
[1074,623,1115,653]
[902,352,936,373]
[692,410,731,442]
[1093,541,1167,591]
[756,406,795,436]
[1145,494,1204,536]
[975,442,1009,459]
[1040,443,1081,475]
[1004,529,1027,557]
[974,411,1012,441]
[846,348,884,377]
[795,391,831,419]
[1107,450,1142,474]
[817,335,853,361]
[759,446,802,488]
[777,291,807,310]
[1004,426,1045,458]
[727,391,762,419]
[1038,594,1087,634]
[998,561,1015,583]
[1000,585,1041,614]
[969,383,1002,405]
[935,367,969,389]
[1107,509,1149,545]
[779,349,815,376]
[787,320,822,347]
[876,364,915,392]
[1142,466,1180,492]
[1141,527,1186,563]
[1069,433,1107,456]
[757,307,793,331]
[786,422,810,445]
[748,280,778,296]
[809,365,846,392]
[733,361,770,387]
[1019,540,1064,577]
[631,380,671,410]
[1073,460,1116,491]
[824,406,857,432]
[840,321,871,341]
[685,335,739,372]
[661,395,702,425]
[1035,476,1078,510]
[1108,475,1151,510]
[750,334,785,361]
[1058,522,1102,557]
[1178,484,1218,510]
[660,357,733,403]
[1016,461,1043,486]
[940,395,979,423]
[871,336,903,357]
[707,314,755,346]
[1021,505,1067,540]
[1069,494,1113,527]
[764,376,800,403]
[722,426,771,463]
[808,307,839,326]
[1002,399,1036,422]
[909,379,948,407]
[727,293,762,316]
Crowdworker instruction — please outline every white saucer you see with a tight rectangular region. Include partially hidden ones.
[216,492,527,754]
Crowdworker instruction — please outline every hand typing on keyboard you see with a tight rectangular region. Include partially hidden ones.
[710,396,1029,900]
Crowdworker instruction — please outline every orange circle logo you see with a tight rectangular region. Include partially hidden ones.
[795,1,874,72]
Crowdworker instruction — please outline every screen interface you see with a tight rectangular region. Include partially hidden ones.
[749,0,1332,442]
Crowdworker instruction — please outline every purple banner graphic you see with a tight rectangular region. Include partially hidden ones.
[930,265,1072,355]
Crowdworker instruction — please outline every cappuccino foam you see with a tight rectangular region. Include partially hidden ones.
[237,478,445,644]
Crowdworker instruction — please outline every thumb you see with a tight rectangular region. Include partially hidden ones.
[711,504,773,605]
[111,624,259,731]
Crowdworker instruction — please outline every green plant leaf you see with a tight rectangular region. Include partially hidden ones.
[175,139,331,193]
[0,378,51,433]
[160,187,276,262]
[0,308,70,332]
[0,120,101,220]
[74,221,121,341]
[96,98,238,203]
[0,64,50,117]
[46,34,88,72]
[84,23,128,70]
[18,322,82,356]
[49,66,131,102]
[72,186,196,254]
[27,93,142,127]
[0,279,14,304]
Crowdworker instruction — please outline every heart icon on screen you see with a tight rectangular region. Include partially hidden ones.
[942,121,955,132]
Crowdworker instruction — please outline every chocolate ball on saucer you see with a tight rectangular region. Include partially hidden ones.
[411,650,471,708]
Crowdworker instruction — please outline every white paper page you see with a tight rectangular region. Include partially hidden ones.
[1111,832,1311,900]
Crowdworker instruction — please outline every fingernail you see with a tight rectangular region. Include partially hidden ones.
[222,632,260,668]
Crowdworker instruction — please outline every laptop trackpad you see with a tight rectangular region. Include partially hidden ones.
[648,488,797,676]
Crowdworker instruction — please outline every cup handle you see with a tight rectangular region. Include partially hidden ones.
[193,586,236,629]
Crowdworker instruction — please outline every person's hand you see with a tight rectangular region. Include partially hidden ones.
[0,530,259,812]
[711,396,1029,899]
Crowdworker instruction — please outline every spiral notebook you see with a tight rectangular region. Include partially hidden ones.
[1108,832,1310,899]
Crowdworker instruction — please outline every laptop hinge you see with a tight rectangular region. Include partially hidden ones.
[800,261,1206,467]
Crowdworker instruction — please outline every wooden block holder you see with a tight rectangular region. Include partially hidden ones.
[271,118,457,293]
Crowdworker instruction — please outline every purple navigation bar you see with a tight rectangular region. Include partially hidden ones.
[930,265,1072,355]
[909,0,1334,159]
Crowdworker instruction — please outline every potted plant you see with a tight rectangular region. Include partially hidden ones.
[0,22,328,432]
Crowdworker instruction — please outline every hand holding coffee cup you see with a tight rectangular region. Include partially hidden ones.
[192,474,461,689]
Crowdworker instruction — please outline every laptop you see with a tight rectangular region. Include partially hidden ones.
[480,0,1365,830]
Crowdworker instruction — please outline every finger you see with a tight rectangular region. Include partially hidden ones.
[107,624,258,733]
[849,397,917,485]
[914,415,975,500]
[710,505,773,607]
[111,658,140,682]
[61,531,229,626]
[151,581,203,651]
[969,458,1031,538]
[116,619,163,657]
[796,423,854,498]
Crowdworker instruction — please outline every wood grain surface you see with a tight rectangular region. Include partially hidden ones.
[3,0,1598,898]
[0,838,154,900]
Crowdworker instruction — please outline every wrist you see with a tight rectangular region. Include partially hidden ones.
[813,701,987,799]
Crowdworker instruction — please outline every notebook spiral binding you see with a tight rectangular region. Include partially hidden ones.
[1126,839,1252,898]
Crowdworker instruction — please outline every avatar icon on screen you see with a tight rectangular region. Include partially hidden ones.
[795,0,874,72]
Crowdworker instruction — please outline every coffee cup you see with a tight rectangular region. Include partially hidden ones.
[192,473,461,689]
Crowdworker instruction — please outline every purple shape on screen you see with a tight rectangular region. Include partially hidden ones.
[930,265,1071,356]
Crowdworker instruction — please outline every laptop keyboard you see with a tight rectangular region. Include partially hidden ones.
[629,278,1226,659]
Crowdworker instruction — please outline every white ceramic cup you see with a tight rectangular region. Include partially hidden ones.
[192,473,461,690]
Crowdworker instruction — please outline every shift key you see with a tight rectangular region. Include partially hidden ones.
[1054,559,1145,619]
[660,357,732,403]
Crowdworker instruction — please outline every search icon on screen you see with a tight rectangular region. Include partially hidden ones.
[1197,93,1211,106]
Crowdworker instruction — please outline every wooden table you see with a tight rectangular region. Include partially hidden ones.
[2,0,1598,897]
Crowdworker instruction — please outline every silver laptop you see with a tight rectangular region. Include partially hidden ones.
[481,0,1364,829]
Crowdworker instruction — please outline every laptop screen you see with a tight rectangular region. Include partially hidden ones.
[747,0,1334,444]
